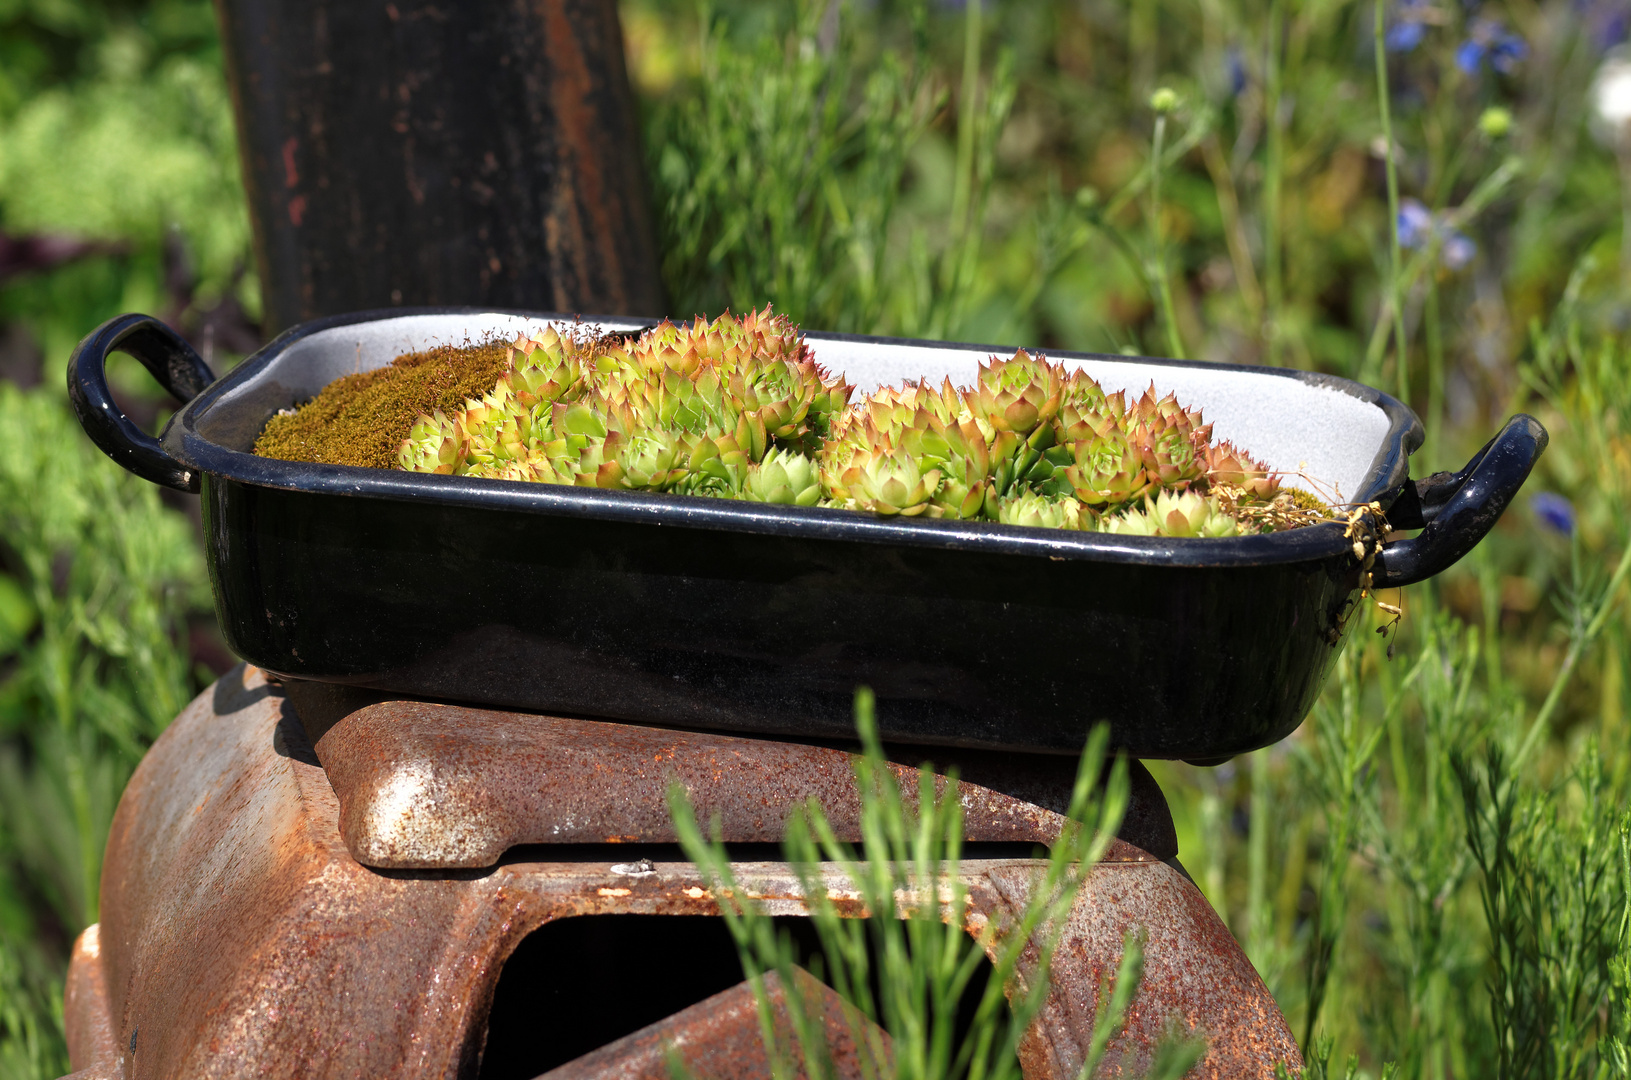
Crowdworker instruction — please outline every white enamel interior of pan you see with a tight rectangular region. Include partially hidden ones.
[264,312,1391,505]
[260,312,652,388]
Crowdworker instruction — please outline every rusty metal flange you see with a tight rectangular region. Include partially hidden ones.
[281,680,1176,870]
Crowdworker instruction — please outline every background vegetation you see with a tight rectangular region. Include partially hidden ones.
[1,0,1629,1075]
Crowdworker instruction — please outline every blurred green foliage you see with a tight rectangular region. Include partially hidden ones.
[0,383,208,1079]
[2,0,1631,1076]
[0,3,231,1067]
[0,0,252,374]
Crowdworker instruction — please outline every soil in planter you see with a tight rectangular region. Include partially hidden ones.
[254,340,512,469]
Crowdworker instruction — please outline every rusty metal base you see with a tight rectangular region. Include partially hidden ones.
[61,667,1299,1079]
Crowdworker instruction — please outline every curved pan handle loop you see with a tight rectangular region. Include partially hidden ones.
[1374,414,1548,589]
[67,314,216,493]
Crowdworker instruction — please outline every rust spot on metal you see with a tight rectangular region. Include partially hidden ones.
[280,137,299,187]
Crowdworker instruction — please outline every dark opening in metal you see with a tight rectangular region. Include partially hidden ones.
[477,912,1007,1080]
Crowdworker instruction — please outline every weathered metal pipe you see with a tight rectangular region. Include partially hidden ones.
[214,0,666,333]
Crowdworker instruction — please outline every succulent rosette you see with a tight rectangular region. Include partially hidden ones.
[818,416,886,499]
[1103,491,1245,538]
[907,416,997,519]
[593,429,688,492]
[1057,367,1111,417]
[1205,440,1281,500]
[602,307,812,383]
[635,367,740,442]
[1124,386,1211,489]
[996,491,1090,530]
[729,359,821,459]
[967,350,1064,441]
[742,448,823,506]
[829,444,942,517]
[465,450,568,485]
[1058,431,1156,513]
[507,328,588,406]
[398,409,464,475]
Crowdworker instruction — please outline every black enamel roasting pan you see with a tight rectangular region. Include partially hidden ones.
[68,309,1546,759]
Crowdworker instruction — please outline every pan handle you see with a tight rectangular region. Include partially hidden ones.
[1373,414,1548,589]
[67,314,216,493]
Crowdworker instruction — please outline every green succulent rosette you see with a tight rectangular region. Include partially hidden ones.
[826,441,942,517]
[742,448,822,506]
[1058,431,1156,513]
[995,491,1091,530]
[398,409,464,475]
[966,349,1063,441]
[1103,491,1245,538]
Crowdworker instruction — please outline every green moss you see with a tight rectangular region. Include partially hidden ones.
[253,341,512,469]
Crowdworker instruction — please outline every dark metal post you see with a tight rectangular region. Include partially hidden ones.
[214,0,666,333]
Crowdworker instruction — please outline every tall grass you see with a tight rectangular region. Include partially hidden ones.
[669,692,1207,1080]
[648,0,1012,339]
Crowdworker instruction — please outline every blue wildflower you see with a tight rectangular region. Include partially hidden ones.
[1227,45,1248,96]
[1576,0,1631,52]
[1496,37,1530,71]
[1397,198,1478,271]
[1532,492,1576,536]
[1457,18,1529,75]
[1386,0,1434,52]
[1397,199,1434,249]
[1388,20,1428,51]
[1441,231,1476,270]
